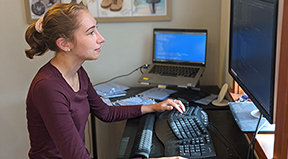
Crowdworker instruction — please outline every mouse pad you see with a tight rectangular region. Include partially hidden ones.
[228,102,275,133]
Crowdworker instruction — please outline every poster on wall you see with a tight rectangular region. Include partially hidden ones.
[25,0,171,24]
[28,0,61,19]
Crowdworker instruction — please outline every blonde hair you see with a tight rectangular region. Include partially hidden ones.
[25,3,88,59]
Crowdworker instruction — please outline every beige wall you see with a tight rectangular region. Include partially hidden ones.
[0,0,222,158]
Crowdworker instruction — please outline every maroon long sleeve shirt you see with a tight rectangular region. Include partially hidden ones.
[26,62,142,159]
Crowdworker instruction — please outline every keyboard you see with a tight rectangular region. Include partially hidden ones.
[129,106,216,158]
[155,106,216,158]
[149,65,200,77]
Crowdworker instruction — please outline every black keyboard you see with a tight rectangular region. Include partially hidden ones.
[155,106,216,159]
[130,113,155,158]
[149,65,200,77]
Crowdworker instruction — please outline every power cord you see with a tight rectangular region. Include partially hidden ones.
[94,64,149,86]
[247,114,263,159]
[208,122,242,159]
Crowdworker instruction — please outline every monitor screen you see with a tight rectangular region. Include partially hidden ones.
[229,0,278,124]
[153,29,207,65]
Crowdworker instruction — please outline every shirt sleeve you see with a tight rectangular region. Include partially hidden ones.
[32,80,91,159]
[86,81,143,122]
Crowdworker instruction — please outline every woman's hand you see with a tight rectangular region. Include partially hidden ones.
[141,99,186,114]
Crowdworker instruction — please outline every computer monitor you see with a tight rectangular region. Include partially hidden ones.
[229,0,279,124]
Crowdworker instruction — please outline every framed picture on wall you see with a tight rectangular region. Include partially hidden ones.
[24,0,172,24]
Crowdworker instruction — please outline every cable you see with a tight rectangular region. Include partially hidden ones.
[94,64,148,86]
[208,122,242,159]
[247,114,263,159]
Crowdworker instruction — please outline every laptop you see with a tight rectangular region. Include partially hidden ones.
[138,28,208,88]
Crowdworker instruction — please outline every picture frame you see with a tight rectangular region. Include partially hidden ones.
[24,0,172,24]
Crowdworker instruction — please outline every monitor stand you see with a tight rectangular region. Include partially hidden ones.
[157,81,201,90]
[250,109,261,118]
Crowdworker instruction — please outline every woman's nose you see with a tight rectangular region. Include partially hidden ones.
[97,31,105,44]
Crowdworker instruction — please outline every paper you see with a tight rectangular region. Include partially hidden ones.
[194,94,218,105]
[138,87,177,100]
[113,96,156,106]
[94,82,130,98]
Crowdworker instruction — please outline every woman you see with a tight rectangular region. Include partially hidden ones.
[25,3,185,159]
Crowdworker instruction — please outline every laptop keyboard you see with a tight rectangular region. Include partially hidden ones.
[149,65,200,77]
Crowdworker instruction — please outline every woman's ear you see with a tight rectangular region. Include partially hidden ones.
[56,38,71,52]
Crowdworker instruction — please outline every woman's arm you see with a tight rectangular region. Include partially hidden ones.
[141,99,186,114]
[87,81,143,122]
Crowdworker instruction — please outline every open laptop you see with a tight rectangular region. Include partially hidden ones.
[138,28,208,88]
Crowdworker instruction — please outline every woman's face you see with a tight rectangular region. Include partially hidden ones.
[69,10,105,61]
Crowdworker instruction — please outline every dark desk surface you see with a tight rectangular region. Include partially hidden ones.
[116,86,250,159]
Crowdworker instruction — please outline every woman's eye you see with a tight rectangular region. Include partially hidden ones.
[89,31,95,35]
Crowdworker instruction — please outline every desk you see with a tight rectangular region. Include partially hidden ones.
[116,86,250,159]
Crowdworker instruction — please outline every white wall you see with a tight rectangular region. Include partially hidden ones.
[85,1,221,87]
[0,0,221,158]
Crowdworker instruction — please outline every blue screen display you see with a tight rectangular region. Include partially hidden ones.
[154,32,206,64]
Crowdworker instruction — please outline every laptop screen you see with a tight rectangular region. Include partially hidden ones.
[153,29,207,66]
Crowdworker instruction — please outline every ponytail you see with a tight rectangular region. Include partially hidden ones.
[25,23,48,59]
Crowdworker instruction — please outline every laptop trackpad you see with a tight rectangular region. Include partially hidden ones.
[157,77,175,83]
